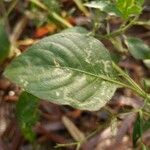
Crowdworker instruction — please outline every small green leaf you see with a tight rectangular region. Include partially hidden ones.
[84,1,122,16]
[136,0,144,6]
[115,0,143,19]
[16,91,39,142]
[4,27,120,111]
[142,144,149,150]
[62,26,88,34]
[127,5,142,16]
[143,119,150,133]
[144,78,150,89]
[133,112,143,147]
[143,59,150,69]
[0,20,10,64]
[125,37,150,60]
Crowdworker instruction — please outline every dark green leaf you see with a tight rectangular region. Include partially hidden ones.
[16,91,39,142]
[0,20,10,64]
[143,119,150,133]
[4,27,119,111]
[125,37,150,60]
[133,112,143,147]
[42,0,60,13]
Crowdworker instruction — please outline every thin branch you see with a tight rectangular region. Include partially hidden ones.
[104,17,138,38]
[73,0,90,17]
[29,0,73,28]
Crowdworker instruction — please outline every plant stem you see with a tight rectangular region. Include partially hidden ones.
[29,0,72,28]
[112,63,149,101]
[51,65,140,94]
[4,0,18,18]
[51,12,73,28]
[0,0,10,33]
[55,142,80,148]
[104,16,138,38]
[73,0,90,17]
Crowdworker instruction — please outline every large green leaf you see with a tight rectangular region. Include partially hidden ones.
[4,27,119,111]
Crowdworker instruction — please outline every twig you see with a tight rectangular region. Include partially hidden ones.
[73,0,90,17]
[104,17,138,38]
[0,0,10,33]
[10,16,28,44]
[4,0,18,18]
[55,142,81,150]
[9,14,29,58]
[29,0,73,28]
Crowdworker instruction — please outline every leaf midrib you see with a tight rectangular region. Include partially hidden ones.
[28,64,133,90]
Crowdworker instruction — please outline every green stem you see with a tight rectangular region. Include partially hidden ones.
[0,0,10,33]
[104,16,138,38]
[4,0,18,18]
[50,65,139,94]
[73,0,90,17]
[112,63,147,99]
[51,12,73,28]
[29,0,72,28]
[92,10,101,35]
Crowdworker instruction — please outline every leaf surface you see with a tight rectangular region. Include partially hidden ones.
[125,37,150,60]
[4,27,119,111]
[133,113,143,147]
[16,91,39,141]
[85,1,121,16]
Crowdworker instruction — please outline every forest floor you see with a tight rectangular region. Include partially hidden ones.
[0,0,150,150]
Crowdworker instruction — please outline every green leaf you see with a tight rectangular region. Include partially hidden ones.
[4,27,119,111]
[143,78,150,90]
[125,37,150,60]
[84,1,122,16]
[127,5,142,16]
[142,144,150,150]
[62,26,88,34]
[0,20,10,64]
[16,91,39,142]
[143,59,150,69]
[115,0,143,19]
[42,0,60,13]
[133,112,143,147]
[136,0,144,6]
[143,119,150,133]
